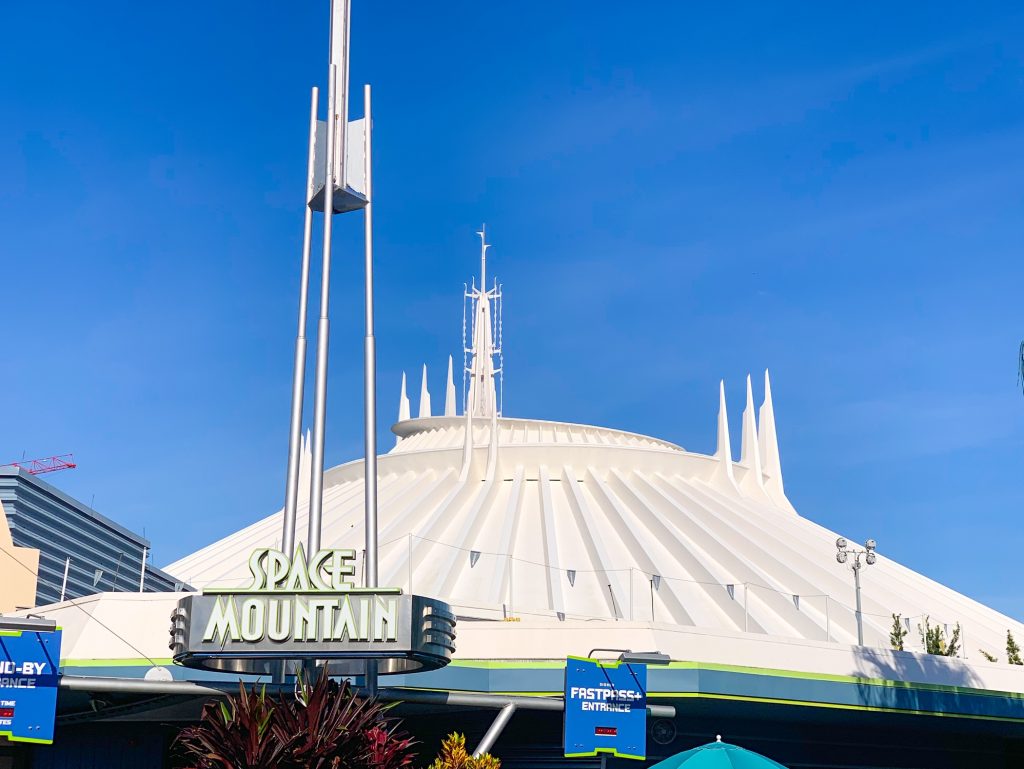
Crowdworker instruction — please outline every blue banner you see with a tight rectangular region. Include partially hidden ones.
[0,628,62,744]
[564,656,647,760]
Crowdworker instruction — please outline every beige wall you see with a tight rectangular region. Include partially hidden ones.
[0,501,39,612]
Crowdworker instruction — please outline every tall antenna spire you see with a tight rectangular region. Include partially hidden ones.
[465,227,501,418]
[478,224,489,291]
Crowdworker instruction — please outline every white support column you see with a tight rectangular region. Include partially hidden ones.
[139,547,147,592]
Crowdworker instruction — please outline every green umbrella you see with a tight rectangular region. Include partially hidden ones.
[647,737,789,769]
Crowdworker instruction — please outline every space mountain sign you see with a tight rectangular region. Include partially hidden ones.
[170,547,456,676]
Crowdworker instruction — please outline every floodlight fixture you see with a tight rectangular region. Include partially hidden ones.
[831,536,878,646]
[585,648,670,666]
[588,647,631,659]
[0,616,57,633]
[618,651,671,666]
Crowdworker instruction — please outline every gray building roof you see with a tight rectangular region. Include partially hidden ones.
[0,466,184,607]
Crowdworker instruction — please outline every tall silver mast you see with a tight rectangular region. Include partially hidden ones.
[362,82,378,592]
[280,86,320,560]
[308,0,352,555]
[308,65,337,556]
[361,83,379,694]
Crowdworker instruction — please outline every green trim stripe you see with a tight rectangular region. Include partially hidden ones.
[448,659,1024,700]
[203,588,403,595]
[61,658,175,668]
[664,691,1024,724]
[0,730,54,745]
[566,749,644,760]
[51,655,1024,723]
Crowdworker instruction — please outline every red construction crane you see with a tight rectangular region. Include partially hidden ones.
[5,454,77,475]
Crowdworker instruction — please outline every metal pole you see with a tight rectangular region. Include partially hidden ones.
[138,547,147,593]
[854,562,864,646]
[362,83,377,590]
[361,83,379,696]
[60,557,70,602]
[473,703,516,757]
[308,63,339,556]
[281,86,320,559]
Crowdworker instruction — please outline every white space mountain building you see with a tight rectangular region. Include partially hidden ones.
[19,235,1024,768]
[166,238,1016,660]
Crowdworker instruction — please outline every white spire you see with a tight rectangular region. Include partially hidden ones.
[740,374,762,476]
[738,374,771,500]
[445,355,457,416]
[758,369,795,513]
[419,364,432,418]
[758,370,783,490]
[712,380,736,487]
[466,227,499,418]
[398,372,410,422]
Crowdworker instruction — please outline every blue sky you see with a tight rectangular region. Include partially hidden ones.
[2,3,1023,616]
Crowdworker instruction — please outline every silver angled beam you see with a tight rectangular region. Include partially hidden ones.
[473,702,516,757]
[281,85,319,559]
[56,677,676,719]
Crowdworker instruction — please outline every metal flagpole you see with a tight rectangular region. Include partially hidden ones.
[281,86,319,560]
[362,83,380,695]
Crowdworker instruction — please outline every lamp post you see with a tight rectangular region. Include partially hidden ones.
[835,537,877,646]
